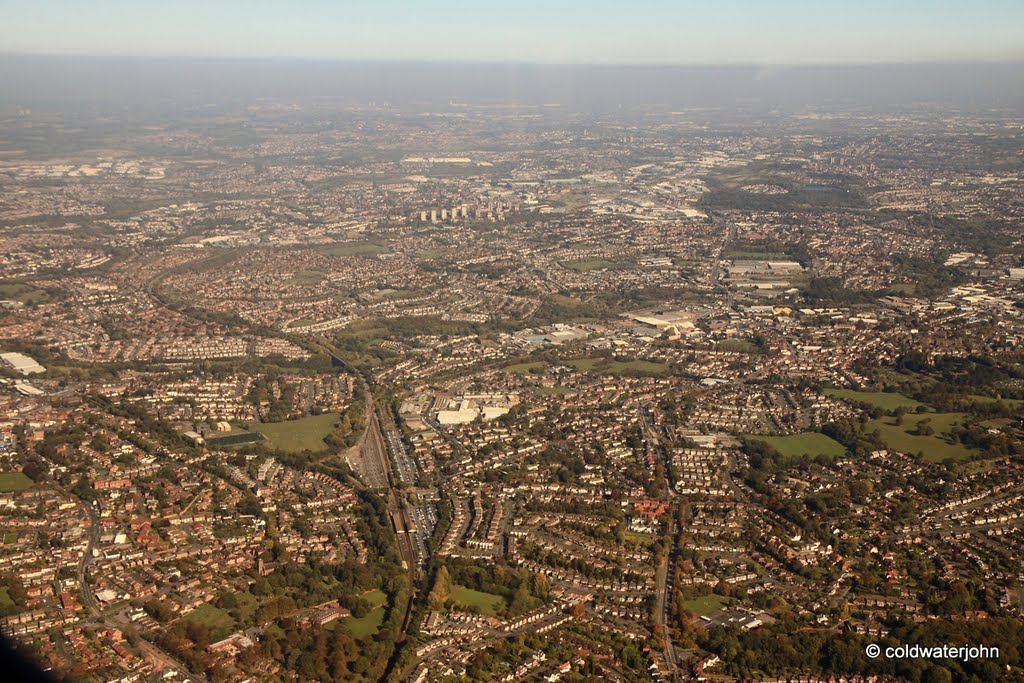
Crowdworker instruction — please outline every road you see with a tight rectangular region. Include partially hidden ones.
[640,404,684,680]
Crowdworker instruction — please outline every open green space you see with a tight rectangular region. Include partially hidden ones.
[3,532,18,545]
[968,395,1024,408]
[746,432,847,460]
[682,594,734,616]
[568,357,669,376]
[339,592,388,638]
[535,386,575,396]
[866,413,977,462]
[181,603,236,641]
[0,587,14,611]
[340,606,386,638]
[451,585,507,617]
[251,412,340,453]
[288,270,326,285]
[0,283,50,305]
[563,259,633,272]
[230,591,260,624]
[412,247,455,260]
[724,252,789,260]
[318,242,390,257]
[0,472,33,493]
[361,589,387,608]
[504,361,545,375]
[624,530,655,547]
[716,339,759,353]
[825,388,926,412]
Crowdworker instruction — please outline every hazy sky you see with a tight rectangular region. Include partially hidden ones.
[2,0,1023,64]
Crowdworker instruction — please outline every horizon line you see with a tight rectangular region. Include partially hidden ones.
[2,52,1023,69]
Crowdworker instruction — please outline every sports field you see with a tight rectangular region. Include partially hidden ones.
[451,586,506,616]
[824,388,925,412]
[745,432,846,460]
[0,472,33,492]
[866,413,976,462]
[252,412,340,453]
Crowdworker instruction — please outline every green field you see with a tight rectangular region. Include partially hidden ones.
[451,586,507,617]
[0,283,49,305]
[968,395,1024,408]
[716,339,759,353]
[563,259,632,272]
[568,358,669,376]
[252,412,340,453]
[0,587,14,611]
[746,432,847,460]
[866,413,977,462]
[0,472,33,493]
[535,386,575,396]
[825,388,926,412]
[288,270,326,285]
[624,530,655,548]
[724,252,789,260]
[341,606,385,638]
[682,594,733,616]
[182,603,236,641]
[361,589,387,608]
[338,592,388,638]
[504,361,546,375]
[319,242,389,257]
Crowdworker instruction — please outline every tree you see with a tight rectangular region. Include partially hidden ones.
[427,566,452,609]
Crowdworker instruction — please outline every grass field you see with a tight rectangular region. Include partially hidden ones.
[724,252,789,260]
[252,412,340,453]
[563,259,633,272]
[288,270,326,285]
[318,242,390,257]
[746,432,847,460]
[341,606,386,638]
[866,413,977,462]
[504,361,545,375]
[682,594,733,616]
[0,587,13,611]
[0,472,33,493]
[716,339,759,353]
[361,589,387,608]
[230,591,260,625]
[0,283,50,305]
[825,388,926,412]
[535,386,575,396]
[568,358,669,376]
[624,530,655,548]
[451,586,507,617]
[182,603,235,641]
[339,591,388,638]
[968,395,1024,408]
